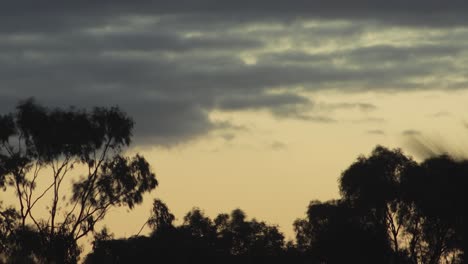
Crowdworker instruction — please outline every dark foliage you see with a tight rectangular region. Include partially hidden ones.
[85,206,287,263]
[82,145,467,263]
[0,99,157,263]
[294,199,392,263]
[2,99,466,263]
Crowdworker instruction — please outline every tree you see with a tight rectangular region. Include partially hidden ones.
[294,200,392,263]
[339,146,415,262]
[0,99,158,262]
[0,202,19,261]
[400,155,466,263]
[86,207,287,262]
[148,199,175,235]
[337,145,465,263]
[212,209,285,256]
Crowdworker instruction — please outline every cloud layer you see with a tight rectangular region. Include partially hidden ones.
[1,2,468,145]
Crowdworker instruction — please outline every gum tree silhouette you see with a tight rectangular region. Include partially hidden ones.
[400,155,466,263]
[4,107,463,264]
[294,146,466,263]
[339,146,415,262]
[294,199,392,263]
[0,99,158,263]
[0,202,19,261]
[84,146,466,263]
[148,199,176,234]
[212,208,285,256]
[85,203,286,262]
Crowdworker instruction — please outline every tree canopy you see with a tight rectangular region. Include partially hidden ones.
[1,100,466,263]
[0,99,158,263]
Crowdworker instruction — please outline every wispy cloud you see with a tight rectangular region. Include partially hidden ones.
[270,141,287,151]
[367,129,385,135]
[402,129,422,136]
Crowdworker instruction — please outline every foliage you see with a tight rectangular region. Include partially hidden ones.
[294,146,466,263]
[84,145,466,263]
[0,99,158,262]
[2,100,466,263]
[85,204,286,262]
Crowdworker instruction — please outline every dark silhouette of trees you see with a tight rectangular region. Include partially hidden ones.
[0,202,19,261]
[0,99,158,263]
[294,199,392,263]
[2,99,466,263]
[212,208,285,256]
[400,155,466,263]
[148,199,175,234]
[85,203,286,263]
[339,146,415,263]
[293,146,466,264]
[84,145,466,263]
[4,226,81,263]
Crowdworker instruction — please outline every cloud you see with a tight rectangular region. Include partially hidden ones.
[215,92,312,119]
[270,141,287,151]
[320,102,377,112]
[2,2,468,146]
[351,117,386,124]
[221,133,236,141]
[404,135,468,160]
[3,1,468,32]
[293,115,336,123]
[429,111,451,118]
[402,129,422,136]
[367,129,385,135]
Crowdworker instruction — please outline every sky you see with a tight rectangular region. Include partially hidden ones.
[2,0,468,244]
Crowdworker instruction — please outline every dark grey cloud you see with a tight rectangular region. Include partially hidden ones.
[122,100,215,146]
[216,93,310,111]
[0,31,263,54]
[1,2,468,146]
[3,0,468,32]
[215,93,314,120]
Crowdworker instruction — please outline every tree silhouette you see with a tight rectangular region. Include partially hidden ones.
[339,146,415,262]
[212,209,285,256]
[4,107,463,264]
[400,155,466,263]
[82,144,468,263]
[294,199,392,263]
[292,146,466,263]
[148,199,175,235]
[86,206,287,262]
[337,146,465,263]
[0,99,158,262]
[0,202,19,261]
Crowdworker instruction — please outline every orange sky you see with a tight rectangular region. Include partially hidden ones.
[99,89,468,243]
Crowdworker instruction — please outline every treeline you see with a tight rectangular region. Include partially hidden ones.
[85,146,466,264]
[0,100,466,263]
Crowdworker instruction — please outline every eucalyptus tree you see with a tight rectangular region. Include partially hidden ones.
[0,99,158,262]
[339,146,415,260]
